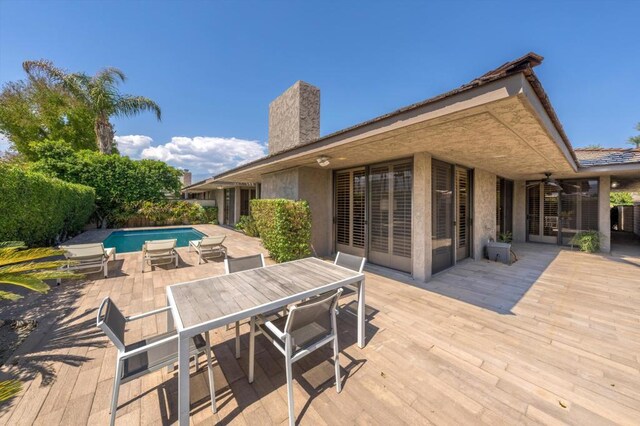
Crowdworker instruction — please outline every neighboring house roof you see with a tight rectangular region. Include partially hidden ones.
[216,51,581,180]
[575,148,640,167]
[182,178,256,192]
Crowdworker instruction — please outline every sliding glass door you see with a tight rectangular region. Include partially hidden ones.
[335,168,366,257]
[527,179,599,244]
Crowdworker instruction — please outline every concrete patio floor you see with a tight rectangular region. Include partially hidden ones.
[1,225,639,425]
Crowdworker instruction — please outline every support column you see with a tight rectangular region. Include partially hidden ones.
[598,176,611,253]
[513,180,526,243]
[412,152,432,282]
[473,168,497,260]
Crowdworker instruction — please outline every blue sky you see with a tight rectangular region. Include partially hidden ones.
[1,0,639,180]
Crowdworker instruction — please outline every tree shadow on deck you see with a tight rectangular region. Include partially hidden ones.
[0,280,106,415]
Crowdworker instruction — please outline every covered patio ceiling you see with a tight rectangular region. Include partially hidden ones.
[217,73,581,183]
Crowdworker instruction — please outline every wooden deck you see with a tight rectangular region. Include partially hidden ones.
[1,226,639,425]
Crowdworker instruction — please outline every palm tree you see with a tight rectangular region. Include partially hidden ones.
[0,241,81,301]
[22,60,161,154]
[629,123,640,149]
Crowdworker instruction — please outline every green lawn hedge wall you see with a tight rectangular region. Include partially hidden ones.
[0,164,95,246]
[250,199,311,262]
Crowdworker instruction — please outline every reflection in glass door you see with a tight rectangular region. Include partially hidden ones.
[527,183,560,243]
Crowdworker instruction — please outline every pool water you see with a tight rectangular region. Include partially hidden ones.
[102,227,206,253]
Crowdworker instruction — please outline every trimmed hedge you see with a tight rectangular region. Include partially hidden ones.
[0,164,95,246]
[250,199,311,262]
[116,201,218,227]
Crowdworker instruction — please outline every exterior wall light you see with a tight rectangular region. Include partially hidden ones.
[317,156,331,167]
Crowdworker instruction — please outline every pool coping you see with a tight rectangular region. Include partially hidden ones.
[63,224,216,247]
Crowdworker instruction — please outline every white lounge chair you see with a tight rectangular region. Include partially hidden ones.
[142,239,178,272]
[188,235,227,264]
[58,242,116,283]
[96,297,214,426]
[248,289,343,426]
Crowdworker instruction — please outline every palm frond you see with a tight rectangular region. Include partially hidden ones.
[0,241,26,249]
[0,260,72,274]
[114,95,162,121]
[0,274,50,293]
[0,380,22,401]
[23,59,68,83]
[95,67,126,86]
[0,247,63,266]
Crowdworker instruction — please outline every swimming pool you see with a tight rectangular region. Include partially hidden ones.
[102,227,206,253]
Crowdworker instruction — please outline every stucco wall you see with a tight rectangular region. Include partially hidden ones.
[214,189,225,225]
[598,175,611,253]
[261,169,300,199]
[268,81,320,155]
[412,152,432,281]
[298,167,332,257]
[513,180,526,243]
[473,168,497,260]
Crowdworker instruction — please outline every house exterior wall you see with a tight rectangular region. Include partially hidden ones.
[473,168,497,260]
[214,189,225,224]
[261,169,300,199]
[599,175,611,253]
[412,152,432,281]
[298,167,332,257]
[513,180,527,243]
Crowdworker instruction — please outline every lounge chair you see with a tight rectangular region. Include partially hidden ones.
[57,242,116,283]
[188,235,227,264]
[248,289,343,426]
[96,297,214,426]
[142,239,178,272]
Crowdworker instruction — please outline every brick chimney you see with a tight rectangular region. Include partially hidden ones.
[181,169,192,187]
[268,81,320,155]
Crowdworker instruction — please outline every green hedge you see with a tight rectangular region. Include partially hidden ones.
[250,199,311,262]
[0,164,95,246]
[115,201,218,227]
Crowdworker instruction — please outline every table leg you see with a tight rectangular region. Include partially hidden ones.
[357,278,366,348]
[178,332,190,426]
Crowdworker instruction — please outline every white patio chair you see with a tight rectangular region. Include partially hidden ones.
[57,242,116,284]
[248,288,343,426]
[333,252,366,297]
[224,254,265,358]
[142,239,178,272]
[96,297,215,426]
[188,235,227,264]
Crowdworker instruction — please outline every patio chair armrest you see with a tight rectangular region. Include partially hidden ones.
[256,315,286,340]
[120,334,178,359]
[127,306,172,321]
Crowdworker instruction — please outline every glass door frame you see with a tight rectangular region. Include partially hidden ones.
[334,167,367,258]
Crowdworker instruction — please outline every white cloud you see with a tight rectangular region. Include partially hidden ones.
[114,135,153,158]
[116,135,267,181]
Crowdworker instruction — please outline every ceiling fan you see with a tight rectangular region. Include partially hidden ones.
[527,172,561,188]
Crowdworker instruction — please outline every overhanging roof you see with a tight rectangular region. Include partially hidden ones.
[182,178,256,193]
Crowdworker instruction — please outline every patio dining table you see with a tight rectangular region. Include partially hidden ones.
[166,256,366,426]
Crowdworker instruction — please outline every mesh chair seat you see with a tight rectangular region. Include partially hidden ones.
[258,316,331,354]
[122,332,206,381]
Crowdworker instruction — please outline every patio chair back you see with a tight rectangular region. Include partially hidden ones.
[60,243,106,261]
[201,235,225,246]
[285,288,342,349]
[334,252,365,273]
[97,297,126,352]
[225,254,265,274]
[144,239,177,253]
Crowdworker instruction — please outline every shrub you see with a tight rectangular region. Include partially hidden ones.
[116,201,218,227]
[0,164,95,245]
[570,230,600,253]
[30,139,182,227]
[235,215,259,237]
[250,199,311,262]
